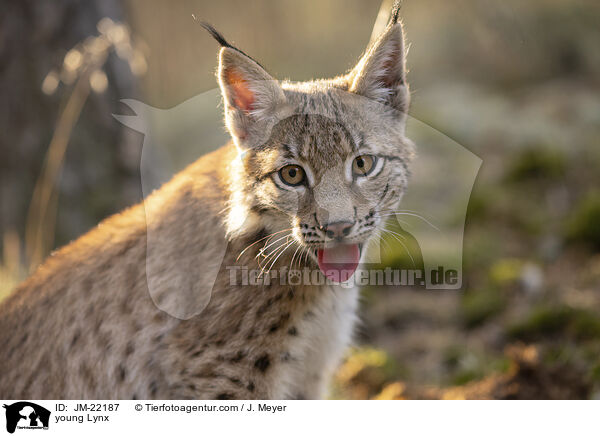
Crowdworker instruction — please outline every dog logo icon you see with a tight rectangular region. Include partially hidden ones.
[3,402,50,434]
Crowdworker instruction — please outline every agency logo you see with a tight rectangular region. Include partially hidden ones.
[2,402,50,434]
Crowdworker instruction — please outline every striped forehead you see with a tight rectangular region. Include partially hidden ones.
[276,114,357,172]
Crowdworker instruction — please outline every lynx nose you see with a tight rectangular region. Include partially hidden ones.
[320,221,354,241]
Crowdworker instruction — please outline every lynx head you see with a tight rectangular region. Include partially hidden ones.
[205,4,414,281]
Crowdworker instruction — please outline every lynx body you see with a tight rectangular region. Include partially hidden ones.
[0,4,413,399]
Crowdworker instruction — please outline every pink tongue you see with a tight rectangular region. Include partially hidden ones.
[317,244,360,283]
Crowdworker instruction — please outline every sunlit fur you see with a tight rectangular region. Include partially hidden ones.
[0,7,414,400]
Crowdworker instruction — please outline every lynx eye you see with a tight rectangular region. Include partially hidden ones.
[352,155,376,176]
[279,164,306,186]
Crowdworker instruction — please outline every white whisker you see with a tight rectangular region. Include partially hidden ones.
[258,241,290,277]
[266,240,296,275]
[256,233,294,259]
[376,210,440,232]
[236,228,292,261]
[380,228,416,267]
[289,244,303,270]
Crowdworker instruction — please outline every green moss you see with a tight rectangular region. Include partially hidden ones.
[505,146,566,183]
[463,227,502,270]
[507,305,600,342]
[444,346,510,386]
[466,188,491,222]
[460,286,506,329]
[492,357,512,374]
[489,258,523,285]
[442,346,463,370]
[590,364,600,383]
[565,191,600,251]
[542,345,571,365]
[452,369,481,386]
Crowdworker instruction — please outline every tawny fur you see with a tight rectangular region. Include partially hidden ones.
[0,6,412,400]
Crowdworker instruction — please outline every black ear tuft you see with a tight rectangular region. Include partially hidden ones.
[389,0,402,25]
[198,21,267,70]
[198,22,233,49]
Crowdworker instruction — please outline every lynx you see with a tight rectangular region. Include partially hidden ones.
[0,3,413,399]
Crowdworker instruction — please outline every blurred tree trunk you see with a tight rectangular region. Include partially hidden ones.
[0,0,142,270]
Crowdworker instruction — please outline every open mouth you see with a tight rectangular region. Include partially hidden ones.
[314,243,363,284]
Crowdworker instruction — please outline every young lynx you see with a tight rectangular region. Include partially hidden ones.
[0,3,413,399]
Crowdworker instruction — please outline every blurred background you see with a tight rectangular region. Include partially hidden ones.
[1,0,599,399]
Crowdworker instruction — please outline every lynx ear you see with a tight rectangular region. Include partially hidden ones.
[201,22,286,149]
[218,47,286,148]
[349,10,409,115]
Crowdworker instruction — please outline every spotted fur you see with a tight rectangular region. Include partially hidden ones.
[0,3,413,399]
